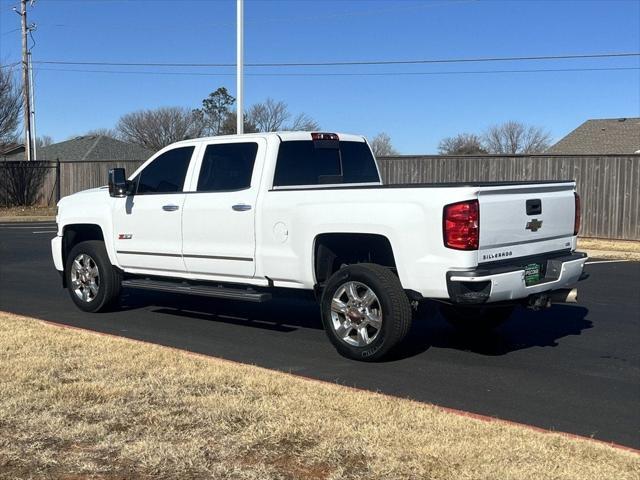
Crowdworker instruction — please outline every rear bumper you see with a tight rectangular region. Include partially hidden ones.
[446,251,587,304]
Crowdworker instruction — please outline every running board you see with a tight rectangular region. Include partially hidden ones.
[121,278,271,303]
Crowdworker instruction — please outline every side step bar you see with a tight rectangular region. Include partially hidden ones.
[121,278,271,303]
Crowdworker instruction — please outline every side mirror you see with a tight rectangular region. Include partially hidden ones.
[108,168,130,197]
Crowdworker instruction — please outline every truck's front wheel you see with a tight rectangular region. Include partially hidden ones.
[320,263,412,361]
[66,240,121,313]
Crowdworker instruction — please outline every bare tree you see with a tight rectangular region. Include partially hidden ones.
[35,135,53,148]
[1,161,49,206]
[438,133,486,155]
[288,112,320,132]
[193,88,319,135]
[83,128,119,139]
[220,110,258,135]
[0,68,22,143]
[369,133,398,157]
[483,121,551,154]
[116,107,203,151]
[248,98,290,132]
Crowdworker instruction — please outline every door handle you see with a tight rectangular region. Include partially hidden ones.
[232,204,252,212]
[162,204,180,212]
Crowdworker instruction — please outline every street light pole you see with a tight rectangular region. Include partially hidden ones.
[236,0,244,135]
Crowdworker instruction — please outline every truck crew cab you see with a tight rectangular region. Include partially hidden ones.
[52,132,587,361]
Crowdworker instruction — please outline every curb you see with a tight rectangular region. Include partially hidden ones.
[0,216,55,223]
[14,312,640,456]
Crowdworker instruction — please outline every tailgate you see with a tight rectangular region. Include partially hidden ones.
[478,182,576,262]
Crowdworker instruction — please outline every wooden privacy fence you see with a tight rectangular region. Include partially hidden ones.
[1,155,638,240]
[377,154,640,241]
[0,159,145,208]
[0,161,59,208]
[57,159,145,199]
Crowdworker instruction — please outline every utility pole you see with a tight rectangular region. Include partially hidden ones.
[19,0,33,161]
[236,0,244,135]
[29,50,37,160]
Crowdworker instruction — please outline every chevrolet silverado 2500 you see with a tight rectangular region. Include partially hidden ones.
[52,132,587,361]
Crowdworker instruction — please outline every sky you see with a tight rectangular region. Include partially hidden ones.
[0,0,639,154]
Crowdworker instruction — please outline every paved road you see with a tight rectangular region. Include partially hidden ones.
[1,222,639,448]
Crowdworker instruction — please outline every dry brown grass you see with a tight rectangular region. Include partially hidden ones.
[0,311,637,480]
[0,206,56,218]
[578,238,640,261]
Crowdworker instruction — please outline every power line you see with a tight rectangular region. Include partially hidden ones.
[0,27,20,36]
[0,62,20,69]
[26,52,640,69]
[31,66,640,77]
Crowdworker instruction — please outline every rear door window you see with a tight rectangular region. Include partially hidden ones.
[196,142,258,192]
[273,140,379,187]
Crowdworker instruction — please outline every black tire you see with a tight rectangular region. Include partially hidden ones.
[66,240,121,312]
[320,263,412,362]
[440,304,515,332]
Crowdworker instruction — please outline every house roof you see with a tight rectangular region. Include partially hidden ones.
[547,118,640,155]
[0,142,25,157]
[5,135,153,161]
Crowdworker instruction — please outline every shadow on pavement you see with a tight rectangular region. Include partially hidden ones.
[119,287,323,332]
[118,288,592,361]
[387,302,592,361]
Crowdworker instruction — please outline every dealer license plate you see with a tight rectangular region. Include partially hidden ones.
[524,263,542,286]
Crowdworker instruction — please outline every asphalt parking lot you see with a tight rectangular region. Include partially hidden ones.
[0,221,638,448]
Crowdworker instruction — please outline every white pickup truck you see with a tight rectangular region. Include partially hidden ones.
[52,131,587,360]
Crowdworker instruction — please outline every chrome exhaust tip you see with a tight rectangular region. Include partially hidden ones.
[549,288,578,304]
[527,288,578,310]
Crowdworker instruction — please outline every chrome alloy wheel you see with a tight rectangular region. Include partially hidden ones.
[70,253,100,303]
[330,281,383,347]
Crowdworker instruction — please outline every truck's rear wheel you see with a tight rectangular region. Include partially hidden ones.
[440,304,515,331]
[320,263,412,361]
[66,240,121,312]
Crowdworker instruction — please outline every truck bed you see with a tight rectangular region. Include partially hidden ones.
[270,180,573,190]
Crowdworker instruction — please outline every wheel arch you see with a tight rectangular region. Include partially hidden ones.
[61,223,108,286]
[313,232,399,286]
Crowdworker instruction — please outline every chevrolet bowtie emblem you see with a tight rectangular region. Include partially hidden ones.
[526,219,543,232]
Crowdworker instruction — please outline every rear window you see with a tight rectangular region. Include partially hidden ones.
[273,140,380,187]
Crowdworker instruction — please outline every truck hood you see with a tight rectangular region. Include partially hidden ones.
[70,186,109,196]
[57,186,112,225]
[58,186,108,205]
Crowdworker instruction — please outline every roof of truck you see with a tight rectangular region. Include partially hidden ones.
[171,131,366,146]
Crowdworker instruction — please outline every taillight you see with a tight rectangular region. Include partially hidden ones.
[574,192,581,235]
[443,200,479,250]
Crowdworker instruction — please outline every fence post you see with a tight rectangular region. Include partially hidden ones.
[55,158,61,202]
